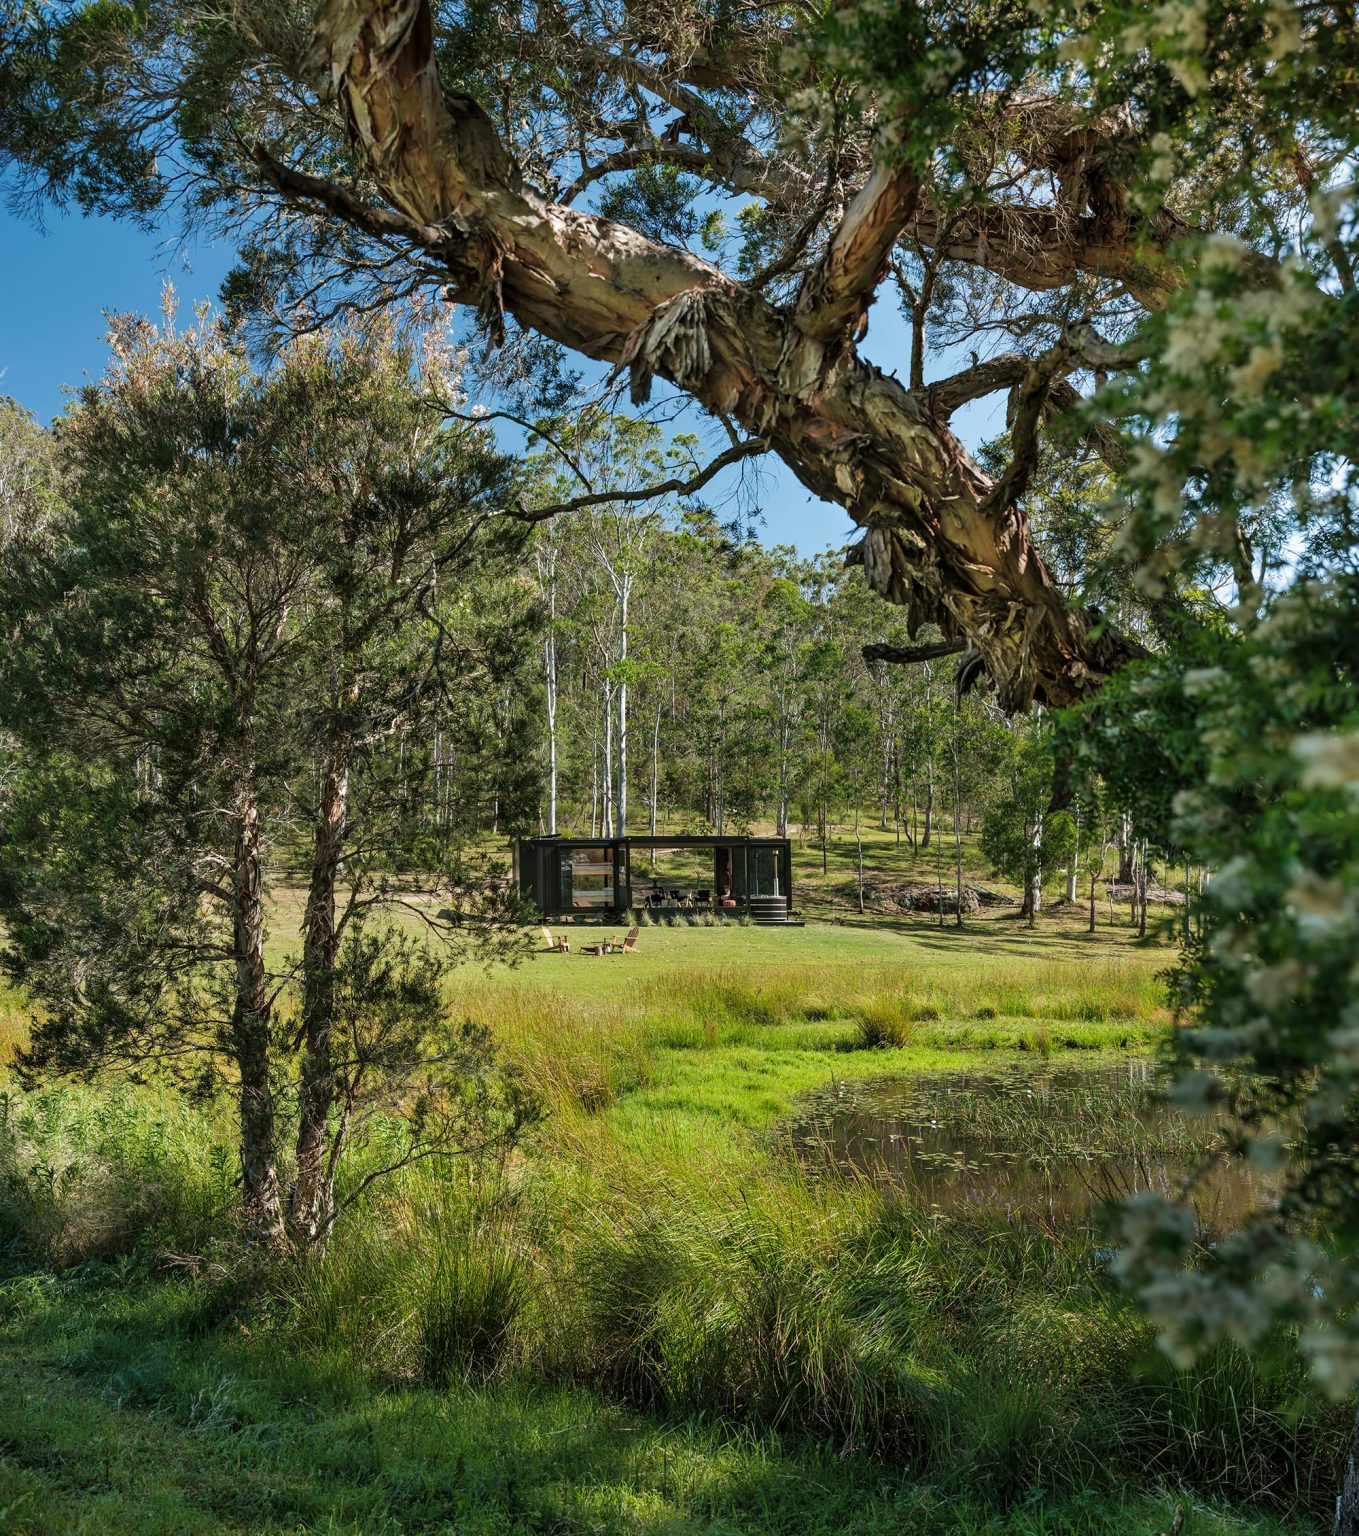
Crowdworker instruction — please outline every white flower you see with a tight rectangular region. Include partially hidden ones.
[1266,1,1303,58]
[1228,341,1285,397]
[1295,731,1359,792]
[1246,960,1308,1008]
[1199,234,1248,273]
[1182,666,1227,696]
[1208,856,1254,909]
[1303,1325,1359,1398]
[1287,870,1349,937]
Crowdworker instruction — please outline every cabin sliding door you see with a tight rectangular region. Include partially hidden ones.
[558,846,616,911]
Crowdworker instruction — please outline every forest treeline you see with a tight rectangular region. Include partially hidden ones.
[0,317,1183,938]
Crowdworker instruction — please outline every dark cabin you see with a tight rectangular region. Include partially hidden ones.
[512,835,796,924]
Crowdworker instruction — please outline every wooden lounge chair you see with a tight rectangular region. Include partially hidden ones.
[579,925,639,957]
[540,926,568,953]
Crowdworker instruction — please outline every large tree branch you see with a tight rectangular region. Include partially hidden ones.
[863,638,965,665]
[795,152,919,343]
[296,0,1137,711]
[904,200,1190,310]
[928,352,1033,415]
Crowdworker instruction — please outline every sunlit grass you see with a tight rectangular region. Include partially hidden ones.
[1,850,1323,1534]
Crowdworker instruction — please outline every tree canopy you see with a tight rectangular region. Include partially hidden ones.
[5,0,1352,707]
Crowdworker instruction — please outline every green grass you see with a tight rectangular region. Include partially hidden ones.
[0,1271,1300,1536]
[0,849,1336,1536]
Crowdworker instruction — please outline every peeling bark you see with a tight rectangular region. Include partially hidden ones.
[232,776,285,1246]
[288,739,349,1247]
[288,0,1149,709]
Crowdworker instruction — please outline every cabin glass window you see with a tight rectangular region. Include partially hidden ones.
[749,847,782,897]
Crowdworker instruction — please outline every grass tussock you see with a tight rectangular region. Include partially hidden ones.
[269,1158,1346,1514]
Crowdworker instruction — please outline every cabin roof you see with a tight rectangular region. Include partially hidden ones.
[517,834,788,849]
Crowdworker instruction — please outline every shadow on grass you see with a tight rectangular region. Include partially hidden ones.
[0,1270,1313,1536]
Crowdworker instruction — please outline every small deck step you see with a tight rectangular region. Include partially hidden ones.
[748,895,797,926]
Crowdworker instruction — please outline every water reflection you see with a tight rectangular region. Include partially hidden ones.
[787,1063,1275,1236]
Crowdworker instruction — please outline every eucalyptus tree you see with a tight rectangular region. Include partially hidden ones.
[7,0,1324,707]
[0,308,536,1249]
[759,566,816,838]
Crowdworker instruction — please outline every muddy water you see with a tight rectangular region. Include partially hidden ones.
[787,1062,1274,1234]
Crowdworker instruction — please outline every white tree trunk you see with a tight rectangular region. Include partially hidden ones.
[616,574,630,836]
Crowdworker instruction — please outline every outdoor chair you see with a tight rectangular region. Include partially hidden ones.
[540,926,568,953]
[694,889,711,906]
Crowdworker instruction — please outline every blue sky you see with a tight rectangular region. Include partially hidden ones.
[0,204,999,556]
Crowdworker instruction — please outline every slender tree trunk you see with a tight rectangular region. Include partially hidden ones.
[935,799,944,928]
[231,776,284,1245]
[1336,1408,1359,1536]
[650,697,662,849]
[921,760,934,849]
[289,739,349,1247]
[777,686,790,838]
[880,735,891,831]
[590,724,599,836]
[893,742,902,846]
[1138,837,1149,939]
[952,739,964,929]
[1026,811,1043,929]
[1118,812,1135,884]
[601,680,614,838]
[714,708,726,834]
[821,790,829,877]
[616,576,629,835]
[1066,802,1080,902]
[544,593,558,836]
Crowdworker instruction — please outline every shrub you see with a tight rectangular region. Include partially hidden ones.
[0,1086,231,1270]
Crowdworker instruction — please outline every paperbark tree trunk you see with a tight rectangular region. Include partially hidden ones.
[288,738,349,1248]
[285,0,1146,714]
[231,778,284,1245]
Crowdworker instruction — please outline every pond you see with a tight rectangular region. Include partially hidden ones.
[784,1061,1275,1236]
